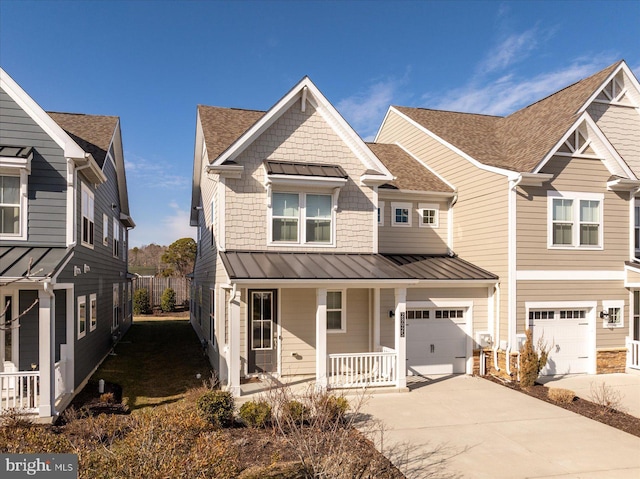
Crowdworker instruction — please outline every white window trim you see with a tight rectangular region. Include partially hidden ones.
[327,289,346,333]
[81,182,95,248]
[602,300,624,328]
[378,201,385,226]
[547,191,604,250]
[112,284,120,332]
[267,191,336,247]
[418,203,439,228]
[391,202,412,227]
[102,214,109,246]
[113,217,120,258]
[77,295,87,339]
[89,293,97,332]
[0,169,28,241]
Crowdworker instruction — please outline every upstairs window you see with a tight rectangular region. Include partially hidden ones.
[0,175,20,236]
[103,214,109,246]
[270,192,334,245]
[113,218,120,258]
[635,206,640,253]
[378,201,385,226]
[81,183,95,247]
[548,192,603,249]
[419,203,439,228]
[391,202,412,227]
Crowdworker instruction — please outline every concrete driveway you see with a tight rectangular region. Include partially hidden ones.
[538,372,640,418]
[358,375,640,479]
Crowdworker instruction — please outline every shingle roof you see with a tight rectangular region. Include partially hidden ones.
[198,105,265,162]
[367,143,453,192]
[48,112,118,167]
[220,250,498,282]
[395,61,623,172]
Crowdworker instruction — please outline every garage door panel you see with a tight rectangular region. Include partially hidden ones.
[407,317,467,375]
[532,318,589,376]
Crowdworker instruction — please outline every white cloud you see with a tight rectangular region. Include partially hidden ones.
[129,201,195,247]
[125,152,190,189]
[478,27,540,75]
[337,74,409,140]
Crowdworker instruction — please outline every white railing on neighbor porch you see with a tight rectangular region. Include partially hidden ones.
[628,339,640,370]
[328,349,397,388]
[55,360,67,401]
[0,371,40,413]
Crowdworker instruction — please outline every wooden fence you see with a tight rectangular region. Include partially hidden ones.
[133,276,190,308]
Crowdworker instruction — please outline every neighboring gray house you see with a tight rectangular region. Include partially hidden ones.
[0,68,135,420]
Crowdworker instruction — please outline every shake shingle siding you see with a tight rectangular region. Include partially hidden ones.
[0,88,68,244]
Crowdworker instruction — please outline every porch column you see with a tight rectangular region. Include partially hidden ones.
[373,288,380,350]
[38,287,55,417]
[394,288,407,389]
[228,288,241,397]
[316,288,327,389]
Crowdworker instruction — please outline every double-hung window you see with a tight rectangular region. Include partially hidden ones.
[0,175,21,236]
[548,192,603,249]
[77,296,87,339]
[90,294,97,332]
[113,218,120,258]
[270,192,333,245]
[327,290,345,332]
[81,183,95,247]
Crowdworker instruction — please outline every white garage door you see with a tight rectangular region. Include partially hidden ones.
[531,309,590,375]
[407,308,468,375]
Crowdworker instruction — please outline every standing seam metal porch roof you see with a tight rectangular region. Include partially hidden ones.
[220,251,497,281]
[0,246,72,279]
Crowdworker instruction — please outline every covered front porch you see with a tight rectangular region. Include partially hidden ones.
[216,251,498,396]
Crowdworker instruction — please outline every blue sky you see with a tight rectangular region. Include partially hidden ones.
[1,0,639,247]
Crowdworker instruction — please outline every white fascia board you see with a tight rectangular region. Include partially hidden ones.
[516,172,554,187]
[0,68,85,159]
[373,107,394,143]
[0,156,31,173]
[377,189,454,199]
[532,112,636,180]
[516,270,625,281]
[190,113,204,224]
[206,164,244,178]
[607,178,640,191]
[387,107,515,178]
[578,62,640,114]
[265,175,348,189]
[395,142,458,192]
[360,174,392,186]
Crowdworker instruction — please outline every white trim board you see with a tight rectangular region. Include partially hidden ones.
[516,270,625,281]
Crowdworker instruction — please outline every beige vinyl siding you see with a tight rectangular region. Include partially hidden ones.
[517,156,629,270]
[588,102,640,175]
[280,288,316,376]
[327,288,370,354]
[378,196,449,254]
[224,101,375,253]
[517,280,628,349]
[379,286,490,348]
[377,110,509,339]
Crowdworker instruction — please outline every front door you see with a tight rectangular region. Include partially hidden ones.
[248,290,278,374]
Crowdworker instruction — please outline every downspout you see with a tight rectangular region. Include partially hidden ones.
[505,175,523,377]
[493,282,501,372]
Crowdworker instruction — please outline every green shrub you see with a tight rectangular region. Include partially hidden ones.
[196,390,235,427]
[519,328,551,388]
[238,400,272,428]
[133,288,151,315]
[282,400,309,425]
[160,287,177,313]
[321,395,349,422]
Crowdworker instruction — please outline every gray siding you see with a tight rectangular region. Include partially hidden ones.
[18,290,38,371]
[0,88,67,244]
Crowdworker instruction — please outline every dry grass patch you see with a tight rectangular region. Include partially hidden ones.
[547,387,575,404]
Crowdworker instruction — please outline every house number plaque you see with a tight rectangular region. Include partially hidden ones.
[400,312,406,338]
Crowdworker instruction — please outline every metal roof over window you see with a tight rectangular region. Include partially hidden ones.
[264,160,348,179]
[0,145,33,159]
[0,246,72,280]
[220,251,497,282]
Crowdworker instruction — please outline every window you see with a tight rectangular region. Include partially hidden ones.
[529,310,555,320]
[634,292,640,341]
[112,284,120,331]
[0,175,21,236]
[90,294,97,331]
[77,296,87,339]
[378,201,385,226]
[419,203,439,228]
[548,192,603,249]
[406,309,429,319]
[113,218,120,258]
[602,300,624,328]
[327,291,345,332]
[211,198,215,248]
[435,309,464,319]
[270,192,334,245]
[81,183,95,247]
[391,202,412,227]
[103,214,109,246]
[209,289,215,343]
[635,206,640,253]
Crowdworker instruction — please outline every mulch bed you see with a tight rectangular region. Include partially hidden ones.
[484,375,640,438]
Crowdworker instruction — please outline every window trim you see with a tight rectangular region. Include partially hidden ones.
[418,203,439,228]
[81,182,95,248]
[268,191,336,247]
[0,170,28,241]
[547,191,604,250]
[112,284,120,332]
[378,201,385,226]
[326,290,346,333]
[113,217,120,258]
[103,214,109,246]
[77,295,87,339]
[602,300,624,328]
[89,293,97,332]
[391,202,412,228]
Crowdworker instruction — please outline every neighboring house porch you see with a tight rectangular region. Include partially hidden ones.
[213,251,497,396]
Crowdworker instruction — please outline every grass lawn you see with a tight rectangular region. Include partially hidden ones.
[90,316,212,409]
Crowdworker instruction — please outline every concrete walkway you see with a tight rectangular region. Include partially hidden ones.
[538,372,640,418]
[359,375,640,479]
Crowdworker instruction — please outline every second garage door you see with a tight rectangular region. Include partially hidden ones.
[407,308,468,375]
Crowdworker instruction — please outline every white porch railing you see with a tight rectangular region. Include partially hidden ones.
[328,350,397,388]
[628,339,640,370]
[0,371,40,413]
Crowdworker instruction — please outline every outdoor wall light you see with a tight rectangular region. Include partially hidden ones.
[599,310,610,320]
[389,310,395,318]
